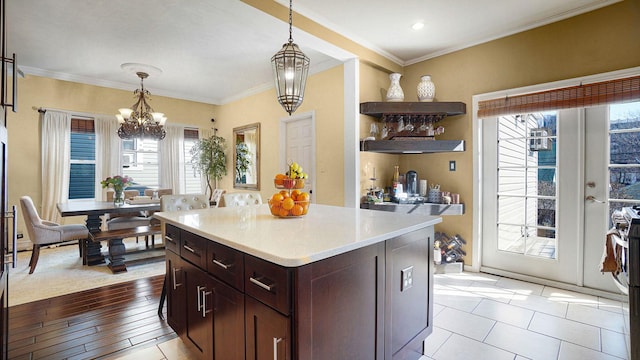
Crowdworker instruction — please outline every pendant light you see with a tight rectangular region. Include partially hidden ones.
[271,0,310,115]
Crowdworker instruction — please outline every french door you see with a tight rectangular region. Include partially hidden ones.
[481,102,640,292]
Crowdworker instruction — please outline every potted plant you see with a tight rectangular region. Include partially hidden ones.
[235,142,251,184]
[190,134,227,202]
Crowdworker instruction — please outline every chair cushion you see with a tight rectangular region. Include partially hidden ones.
[223,192,262,207]
[60,224,89,242]
[107,216,150,230]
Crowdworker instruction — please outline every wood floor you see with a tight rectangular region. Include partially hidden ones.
[8,275,177,360]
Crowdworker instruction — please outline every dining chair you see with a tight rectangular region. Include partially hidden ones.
[223,192,262,207]
[20,196,89,274]
[211,189,226,208]
[144,188,173,199]
[157,193,209,317]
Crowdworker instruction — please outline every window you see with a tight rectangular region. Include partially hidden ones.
[184,129,201,194]
[69,118,96,199]
[122,138,159,193]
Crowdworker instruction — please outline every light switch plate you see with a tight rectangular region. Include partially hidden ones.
[449,160,456,171]
[401,266,414,292]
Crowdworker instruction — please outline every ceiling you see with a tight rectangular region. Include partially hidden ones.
[6,0,618,106]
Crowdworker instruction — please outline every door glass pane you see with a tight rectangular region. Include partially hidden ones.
[498,168,525,195]
[496,113,557,260]
[608,101,640,220]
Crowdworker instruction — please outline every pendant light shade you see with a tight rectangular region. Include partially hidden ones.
[271,0,310,115]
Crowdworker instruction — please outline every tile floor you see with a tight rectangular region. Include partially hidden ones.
[112,272,631,360]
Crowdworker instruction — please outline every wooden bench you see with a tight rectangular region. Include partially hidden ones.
[88,225,163,273]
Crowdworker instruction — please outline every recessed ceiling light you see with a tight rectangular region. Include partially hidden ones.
[412,22,425,30]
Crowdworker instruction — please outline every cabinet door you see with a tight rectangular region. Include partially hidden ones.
[184,261,213,358]
[165,250,185,335]
[211,276,245,360]
[245,296,290,360]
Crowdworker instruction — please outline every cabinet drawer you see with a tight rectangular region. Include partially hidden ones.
[164,224,180,254]
[207,241,244,291]
[245,255,291,315]
[181,231,207,269]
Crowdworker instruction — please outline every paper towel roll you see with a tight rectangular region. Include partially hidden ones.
[419,180,428,196]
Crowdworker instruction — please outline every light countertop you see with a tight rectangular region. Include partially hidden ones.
[153,204,441,267]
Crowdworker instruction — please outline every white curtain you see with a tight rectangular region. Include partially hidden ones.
[198,128,214,194]
[94,115,121,200]
[159,124,184,194]
[41,110,71,223]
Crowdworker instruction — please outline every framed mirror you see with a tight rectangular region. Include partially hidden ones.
[233,122,260,190]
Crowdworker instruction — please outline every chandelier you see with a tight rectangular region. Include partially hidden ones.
[116,71,167,140]
[271,0,310,115]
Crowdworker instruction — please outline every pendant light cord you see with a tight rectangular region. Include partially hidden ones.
[288,0,293,43]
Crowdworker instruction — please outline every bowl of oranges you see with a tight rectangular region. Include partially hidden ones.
[268,189,311,218]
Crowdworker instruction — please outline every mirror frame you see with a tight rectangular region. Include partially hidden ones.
[233,122,261,190]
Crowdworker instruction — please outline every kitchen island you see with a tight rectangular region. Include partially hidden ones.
[154,204,441,360]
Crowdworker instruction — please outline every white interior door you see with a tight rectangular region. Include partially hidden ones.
[481,110,582,284]
[280,112,316,201]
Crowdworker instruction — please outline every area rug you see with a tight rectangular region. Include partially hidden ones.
[8,239,166,306]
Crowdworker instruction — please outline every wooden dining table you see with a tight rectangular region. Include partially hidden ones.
[57,199,161,270]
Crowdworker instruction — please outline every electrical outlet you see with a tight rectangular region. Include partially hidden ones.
[401,266,413,292]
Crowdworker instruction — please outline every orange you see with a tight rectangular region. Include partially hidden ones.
[279,190,290,198]
[302,204,309,214]
[278,207,290,217]
[291,189,302,200]
[271,193,284,203]
[274,173,286,186]
[297,192,310,202]
[291,204,304,216]
[282,197,295,210]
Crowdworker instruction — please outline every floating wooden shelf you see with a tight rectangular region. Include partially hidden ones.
[360,139,465,153]
[360,101,466,118]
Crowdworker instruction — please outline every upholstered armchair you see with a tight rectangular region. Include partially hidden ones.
[223,192,262,207]
[20,196,89,274]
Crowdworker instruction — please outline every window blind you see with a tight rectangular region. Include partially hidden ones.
[478,75,640,118]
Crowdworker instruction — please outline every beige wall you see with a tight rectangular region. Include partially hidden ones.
[7,64,344,240]
[7,76,217,234]
[216,64,345,206]
[397,0,640,263]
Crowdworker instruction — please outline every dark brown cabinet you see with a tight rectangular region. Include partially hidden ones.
[165,224,245,360]
[165,249,185,335]
[245,296,291,360]
[164,224,433,360]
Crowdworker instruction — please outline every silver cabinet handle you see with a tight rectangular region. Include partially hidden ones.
[197,285,205,312]
[212,259,229,269]
[202,290,212,318]
[273,337,283,360]
[165,235,175,243]
[172,267,182,290]
[183,244,197,254]
[250,276,273,292]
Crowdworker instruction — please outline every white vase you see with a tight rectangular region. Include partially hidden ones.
[386,73,404,102]
[417,75,436,102]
